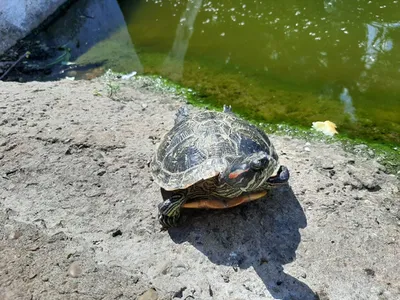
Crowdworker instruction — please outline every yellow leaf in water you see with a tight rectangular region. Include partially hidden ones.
[312,121,338,136]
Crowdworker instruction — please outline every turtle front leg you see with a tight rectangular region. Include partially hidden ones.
[158,191,188,229]
[267,165,290,186]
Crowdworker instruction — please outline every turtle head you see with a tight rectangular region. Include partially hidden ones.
[220,151,278,190]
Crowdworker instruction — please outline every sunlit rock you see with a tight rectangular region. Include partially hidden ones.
[68,261,83,278]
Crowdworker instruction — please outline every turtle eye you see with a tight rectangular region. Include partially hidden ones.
[250,157,269,171]
[250,161,262,170]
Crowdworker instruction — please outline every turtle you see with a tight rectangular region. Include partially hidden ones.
[151,105,289,228]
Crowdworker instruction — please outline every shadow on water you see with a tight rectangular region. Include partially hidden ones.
[167,186,317,300]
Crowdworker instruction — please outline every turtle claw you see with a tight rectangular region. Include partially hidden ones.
[267,165,290,186]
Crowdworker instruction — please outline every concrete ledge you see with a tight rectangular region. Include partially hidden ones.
[0,0,69,55]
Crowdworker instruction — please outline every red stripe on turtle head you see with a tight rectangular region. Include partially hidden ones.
[228,168,249,179]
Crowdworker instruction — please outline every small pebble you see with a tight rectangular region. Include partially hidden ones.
[354,144,368,151]
[304,147,311,152]
[111,229,122,237]
[0,139,7,146]
[173,287,187,298]
[353,193,364,200]
[138,288,158,300]
[367,150,375,157]
[8,230,22,240]
[221,274,230,283]
[97,169,106,176]
[68,261,83,278]
[321,161,334,170]
[364,268,375,277]
[5,143,17,151]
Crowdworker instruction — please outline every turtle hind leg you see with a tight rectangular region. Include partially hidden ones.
[158,191,187,228]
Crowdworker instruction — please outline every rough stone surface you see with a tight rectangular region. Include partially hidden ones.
[0,78,399,300]
[0,0,68,55]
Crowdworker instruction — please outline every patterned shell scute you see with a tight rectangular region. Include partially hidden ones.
[151,110,276,190]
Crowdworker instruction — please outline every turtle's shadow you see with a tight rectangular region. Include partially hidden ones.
[167,186,317,300]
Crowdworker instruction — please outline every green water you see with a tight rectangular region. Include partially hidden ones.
[111,0,400,144]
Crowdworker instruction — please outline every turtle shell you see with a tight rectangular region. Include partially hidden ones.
[151,109,279,191]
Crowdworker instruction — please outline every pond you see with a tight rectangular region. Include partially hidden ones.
[116,0,400,145]
[5,0,400,145]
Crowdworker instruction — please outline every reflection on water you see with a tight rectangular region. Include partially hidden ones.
[104,1,400,143]
[339,88,356,122]
[162,0,203,80]
[364,21,398,70]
